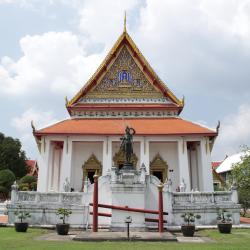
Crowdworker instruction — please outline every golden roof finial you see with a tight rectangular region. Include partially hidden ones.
[124,10,127,33]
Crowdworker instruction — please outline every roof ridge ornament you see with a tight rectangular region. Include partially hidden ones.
[124,10,127,33]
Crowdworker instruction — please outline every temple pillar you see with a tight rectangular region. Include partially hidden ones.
[49,143,62,192]
[59,137,73,192]
[140,138,149,174]
[177,138,191,191]
[199,138,213,191]
[37,137,52,192]
[103,137,112,175]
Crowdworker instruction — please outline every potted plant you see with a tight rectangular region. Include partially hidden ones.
[56,208,72,235]
[217,209,232,234]
[181,212,201,237]
[14,205,31,232]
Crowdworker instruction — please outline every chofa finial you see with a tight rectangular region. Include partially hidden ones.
[31,120,36,134]
[65,96,68,107]
[124,10,127,32]
[216,120,220,134]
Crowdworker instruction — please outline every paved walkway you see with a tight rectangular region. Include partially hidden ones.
[36,230,216,243]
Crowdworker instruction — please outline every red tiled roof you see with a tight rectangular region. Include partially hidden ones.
[35,118,217,137]
[212,161,222,170]
[25,160,38,177]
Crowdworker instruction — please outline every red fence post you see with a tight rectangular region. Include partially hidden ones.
[158,183,164,233]
[92,174,99,232]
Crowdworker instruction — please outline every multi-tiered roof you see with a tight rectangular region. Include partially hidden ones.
[34,22,217,138]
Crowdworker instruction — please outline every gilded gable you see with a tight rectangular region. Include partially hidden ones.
[83,46,164,99]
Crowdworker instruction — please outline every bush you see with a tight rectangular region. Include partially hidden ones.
[19,175,36,184]
[0,169,15,190]
[19,175,37,191]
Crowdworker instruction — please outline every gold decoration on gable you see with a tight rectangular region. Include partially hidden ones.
[113,149,138,168]
[83,46,164,99]
[150,153,168,182]
[82,154,102,187]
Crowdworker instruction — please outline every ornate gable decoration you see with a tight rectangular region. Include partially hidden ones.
[83,46,163,99]
[67,30,183,109]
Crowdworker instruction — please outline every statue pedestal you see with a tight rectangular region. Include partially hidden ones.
[110,168,146,230]
[122,162,134,171]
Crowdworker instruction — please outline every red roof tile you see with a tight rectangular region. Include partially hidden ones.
[35,118,217,137]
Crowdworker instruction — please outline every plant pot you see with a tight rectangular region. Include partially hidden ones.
[217,223,232,234]
[56,223,70,235]
[181,225,196,237]
[14,222,29,232]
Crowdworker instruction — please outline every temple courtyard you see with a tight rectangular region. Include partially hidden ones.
[0,227,249,250]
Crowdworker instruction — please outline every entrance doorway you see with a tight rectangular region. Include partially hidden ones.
[150,153,168,183]
[82,154,102,189]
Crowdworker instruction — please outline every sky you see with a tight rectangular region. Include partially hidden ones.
[0,0,250,161]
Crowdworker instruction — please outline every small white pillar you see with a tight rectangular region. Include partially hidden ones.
[37,137,52,192]
[59,137,73,191]
[140,138,149,174]
[177,138,191,191]
[103,137,112,175]
[199,138,214,192]
[50,146,62,192]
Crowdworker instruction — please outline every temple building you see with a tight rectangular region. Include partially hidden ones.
[8,19,240,228]
[34,24,218,194]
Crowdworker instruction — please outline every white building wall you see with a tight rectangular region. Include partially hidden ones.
[199,138,214,192]
[37,137,53,192]
[71,141,103,192]
[177,139,191,191]
[149,142,179,190]
[189,148,199,190]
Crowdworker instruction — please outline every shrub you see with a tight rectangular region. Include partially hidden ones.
[19,175,37,191]
[0,169,15,191]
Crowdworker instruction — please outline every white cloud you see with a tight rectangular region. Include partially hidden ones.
[0,31,102,97]
[212,103,250,160]
[11,108,57,131]
[78,0,143,50]
[1,0,250,160]
[11,108,59,158]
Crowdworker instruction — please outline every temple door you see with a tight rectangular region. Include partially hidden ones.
[150,153,168,183]
[82,154,102,188]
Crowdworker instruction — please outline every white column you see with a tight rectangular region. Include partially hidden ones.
[59,137,73,192]
[177,138,191,191]
[140,138,149,174]
[199,138,214,192]
[102,137,112,175]
[50,147,62,192]
[37,136,52,192]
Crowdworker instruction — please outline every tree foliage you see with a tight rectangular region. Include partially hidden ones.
[0,169,16,196]
[231,147,250,216]
[19,175,37,191]
[0,132,27,178]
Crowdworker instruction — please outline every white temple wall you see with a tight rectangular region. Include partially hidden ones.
[37,137,53,192]
[149,142,179,190]
[71,141,103,192]
[188,147,199,191]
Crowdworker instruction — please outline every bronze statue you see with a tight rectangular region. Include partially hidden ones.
[120,126,136,165]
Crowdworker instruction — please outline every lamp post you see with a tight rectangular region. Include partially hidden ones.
[124,216,132,239]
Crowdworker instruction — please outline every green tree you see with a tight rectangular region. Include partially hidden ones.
[19,175,37,191]
[231,147,250,216]
[0,169,16,198]
[0,132,27,178]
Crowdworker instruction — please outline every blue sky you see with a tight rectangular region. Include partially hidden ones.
[0,0,250,160]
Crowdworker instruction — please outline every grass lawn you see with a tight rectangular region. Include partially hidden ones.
[0,227,249,250]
